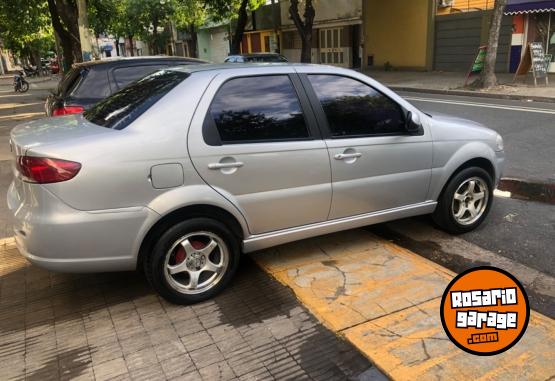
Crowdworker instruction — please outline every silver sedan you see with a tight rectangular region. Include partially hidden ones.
[8,64,504,304]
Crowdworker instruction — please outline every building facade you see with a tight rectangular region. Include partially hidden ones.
[198,22,230,63]
[505,0,555,72]
[362,0,435,71]
[240,2,281,54]
[280,0,363,68]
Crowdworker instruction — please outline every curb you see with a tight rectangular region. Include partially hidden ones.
[389,86,555,104]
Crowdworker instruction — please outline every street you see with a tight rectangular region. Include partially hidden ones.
[369,91,555,316]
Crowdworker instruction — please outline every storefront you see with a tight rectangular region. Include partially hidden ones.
[240,30,280,54]
[506,0,555,73]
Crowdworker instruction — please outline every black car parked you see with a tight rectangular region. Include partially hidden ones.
[224,53,288,63]
[46,56,206,116]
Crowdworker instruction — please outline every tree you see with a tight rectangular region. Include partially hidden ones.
[0,0,54,65]
[289,0,315,63]
[174,0,207,57]
[126,0,175,55]
[47,0,82,69]
[203,0,265,55]
[481,0,508,88]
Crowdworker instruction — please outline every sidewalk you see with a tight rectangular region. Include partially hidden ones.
[251,229,555,381]
[0,237,381,381]
[364,70,555,102]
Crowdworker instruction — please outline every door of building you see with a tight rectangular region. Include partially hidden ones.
[319,28,347,67]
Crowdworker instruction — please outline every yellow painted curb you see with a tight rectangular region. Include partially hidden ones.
[250,229,555,380]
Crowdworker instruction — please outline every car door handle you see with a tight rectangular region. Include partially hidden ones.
[208,162,244,170]
[334,153,362,160]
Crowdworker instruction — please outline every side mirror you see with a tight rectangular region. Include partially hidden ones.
[405,111,423,135]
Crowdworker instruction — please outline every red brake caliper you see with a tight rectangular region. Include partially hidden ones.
[173,240,205,264]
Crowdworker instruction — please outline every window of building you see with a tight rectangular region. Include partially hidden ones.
[308,75,406,137]
[209,75,310,143]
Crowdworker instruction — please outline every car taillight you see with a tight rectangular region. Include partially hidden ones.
[52,105,84,116]
[16,156,81,184]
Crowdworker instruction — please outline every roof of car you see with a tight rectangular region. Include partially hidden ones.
[72,56,206,68]
[228,53,283,57]
[167,63,346,75]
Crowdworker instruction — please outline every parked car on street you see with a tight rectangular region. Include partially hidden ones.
[45,56,206,116]
[50,60,60,75]
[224,53,288,63]
[9,64,504,304]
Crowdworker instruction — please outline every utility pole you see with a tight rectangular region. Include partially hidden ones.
[77,0,93,61]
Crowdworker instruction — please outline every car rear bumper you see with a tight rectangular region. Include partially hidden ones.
[8,179,159,273]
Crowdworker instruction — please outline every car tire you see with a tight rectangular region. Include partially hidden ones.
[145,218,240,304]
[432,167,493,234]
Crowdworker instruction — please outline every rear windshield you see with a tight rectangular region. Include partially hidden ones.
[57,67,83,95]
[84,70,188,130]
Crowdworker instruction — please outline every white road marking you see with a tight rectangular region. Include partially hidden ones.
[494,189,512,199]
[404,96,555,114]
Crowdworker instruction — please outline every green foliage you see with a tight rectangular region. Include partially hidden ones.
[174,0,207,30]
[0,0,54,59]
[203,0,265,22]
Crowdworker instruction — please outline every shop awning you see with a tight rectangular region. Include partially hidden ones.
[505,0,555,14]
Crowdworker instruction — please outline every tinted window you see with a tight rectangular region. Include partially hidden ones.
[309,75,406,137]
[113,65,165,88]
[84,70,188,130]
[72,68,111,98]
[57,67,82,95]
[209,75,309,143]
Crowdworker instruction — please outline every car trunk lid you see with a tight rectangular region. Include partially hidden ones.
[10,113,115,156]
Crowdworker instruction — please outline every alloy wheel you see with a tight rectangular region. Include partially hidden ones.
[451,177,489,226]
[163,231,229,295]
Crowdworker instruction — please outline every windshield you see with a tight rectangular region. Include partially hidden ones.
[84,69,189,130]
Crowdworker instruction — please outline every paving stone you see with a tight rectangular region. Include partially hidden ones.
[199,360,237,381]
[189,343,224,369]
[0,243,376,381]
[159,353,195,378]
[92,357,128,381]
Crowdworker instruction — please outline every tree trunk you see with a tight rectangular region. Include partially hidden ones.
[152,20,159,55]
[115,36,120,56]
[289,0,315,63]
[188,24,198,58]
[231,0,249,54]
[482,0,507,88]
[46,0,81,70]
[128,35,134,56]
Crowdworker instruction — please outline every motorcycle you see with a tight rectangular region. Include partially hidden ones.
[23,66,39,77]
[14,71,29,93]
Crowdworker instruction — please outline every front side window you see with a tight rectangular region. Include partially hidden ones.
[209,75,309,143]
[84,70,188,130]
[308,75,406,137]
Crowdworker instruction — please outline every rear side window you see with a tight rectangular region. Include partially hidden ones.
[113,65,164,89]
[208,75,309,143]
[71,68,111,98]
[84,70,188,130]
[308,75,406,137]
[57,68,82,95]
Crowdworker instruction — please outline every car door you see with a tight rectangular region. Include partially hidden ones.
[300,73,432,220]
[188,68,332,234]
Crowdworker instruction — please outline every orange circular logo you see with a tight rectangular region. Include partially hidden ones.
[440,266,529,356]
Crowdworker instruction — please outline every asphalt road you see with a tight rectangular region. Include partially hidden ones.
[399,91,555,184]
[379,91,555,278]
